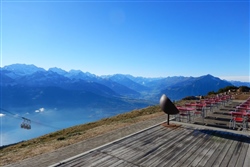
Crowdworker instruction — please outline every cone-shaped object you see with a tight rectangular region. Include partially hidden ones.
[160,94,179,115]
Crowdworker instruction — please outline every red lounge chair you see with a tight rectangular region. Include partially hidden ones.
[229,111,247,130]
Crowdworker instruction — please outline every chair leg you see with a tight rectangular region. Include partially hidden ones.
[175,114,180,121]
[243,123,246,131]
[243,119,247,131]
[229,120,232,129]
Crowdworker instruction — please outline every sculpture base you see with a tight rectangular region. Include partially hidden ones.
[161,122,181,128]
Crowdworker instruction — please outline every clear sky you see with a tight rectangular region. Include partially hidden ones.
[0,0,249,82]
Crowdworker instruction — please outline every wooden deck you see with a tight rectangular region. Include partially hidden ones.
[48,100,250,167]
[51,123,250,167]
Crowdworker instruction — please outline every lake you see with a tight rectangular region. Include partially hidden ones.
[0,107,129,146]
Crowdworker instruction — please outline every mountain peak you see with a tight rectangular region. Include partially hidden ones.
[69,69,81,73]
[201,74,214,78]
[65,69,97,81]
[199,74,222,81]
[48,67,68,75]
[2,64,46,76]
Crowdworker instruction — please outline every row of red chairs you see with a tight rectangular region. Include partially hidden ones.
[176,94,232,123]
[229,97,250,130]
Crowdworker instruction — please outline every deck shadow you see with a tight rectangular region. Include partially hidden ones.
[196,129,250,144]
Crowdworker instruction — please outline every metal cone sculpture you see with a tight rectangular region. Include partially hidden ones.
[160,94,179,125]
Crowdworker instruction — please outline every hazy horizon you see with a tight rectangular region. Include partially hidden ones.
[1,63,249,82]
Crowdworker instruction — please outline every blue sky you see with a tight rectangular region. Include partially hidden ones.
[1,0,249,81]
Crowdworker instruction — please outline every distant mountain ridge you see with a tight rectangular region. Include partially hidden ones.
[160,74,233,100]
[229,80,250,87]
[0,64,248,110]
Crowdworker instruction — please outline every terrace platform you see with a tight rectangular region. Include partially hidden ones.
[49,99,250,167]
[50,123,250,167]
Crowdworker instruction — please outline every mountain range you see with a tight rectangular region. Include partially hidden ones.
[1,64,249,110]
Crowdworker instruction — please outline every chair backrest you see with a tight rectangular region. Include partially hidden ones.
[185,103,195,108]
[230,112,244,123]
[235,109,247,113]
[240,104,248,108]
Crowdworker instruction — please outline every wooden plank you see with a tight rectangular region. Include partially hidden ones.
[100,125,164,153]
[203,132,231,167]
[117,124,164,144]
[194,119,233,131]
[56,151,103,167]
[133,128,188,165]
[228,139,244,167]
[178,130,217,167]
[107,127,176,164]
[113,126,184,161]
[197,132,227,166]
[72,151,108,167]
[210,135,234,167]
[171,129,214,167]
[188,131,221,166]
[122,126,183,156]
[84,154,113,167]
[165,128,211,167]
[219,140,238,167]
[154,128,209,166]
[97,152,125,167]
[194,118,229,125]
[134,127,192,163]
[106,159,124,167]
[83,125,176,167]
[107,126,170,157]
[227,134,250,167]
[100,125,165,157]
[61,126,164,164]
[115,160,136,167]
[79,153,109,167]
[207,113,231,120]
[243,144,250,167]
[150,132,197,166]
[235,142,249,167]
[138,128,195,166]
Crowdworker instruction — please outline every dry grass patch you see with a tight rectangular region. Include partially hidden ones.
[233,92,250,100]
